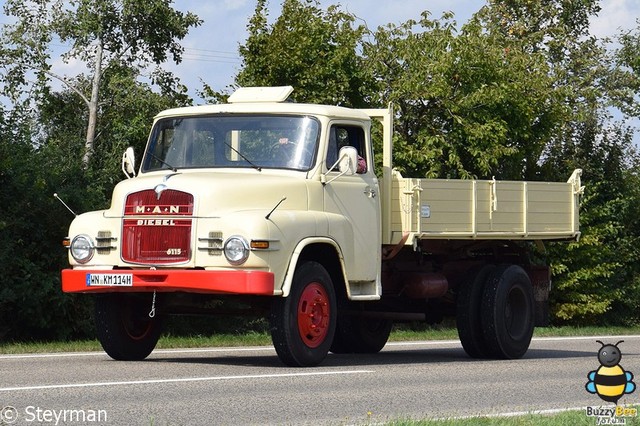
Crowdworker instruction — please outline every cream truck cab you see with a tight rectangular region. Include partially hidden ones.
[62,86,583,366]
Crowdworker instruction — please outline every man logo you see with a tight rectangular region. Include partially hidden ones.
[135,205,180,214]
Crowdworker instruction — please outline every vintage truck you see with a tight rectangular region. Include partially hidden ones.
[61,86,583,367]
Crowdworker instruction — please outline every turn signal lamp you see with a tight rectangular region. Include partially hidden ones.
[250,241,270,249]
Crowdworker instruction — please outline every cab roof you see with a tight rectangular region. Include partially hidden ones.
[154,86,371,122]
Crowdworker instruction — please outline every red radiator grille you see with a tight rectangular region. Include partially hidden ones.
[122,189,193,264]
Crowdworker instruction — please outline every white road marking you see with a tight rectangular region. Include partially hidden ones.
[0,370,374,393]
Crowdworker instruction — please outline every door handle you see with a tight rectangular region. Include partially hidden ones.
[364,187,376,198]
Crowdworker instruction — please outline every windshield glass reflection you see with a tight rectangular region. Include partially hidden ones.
[142,115,319,172]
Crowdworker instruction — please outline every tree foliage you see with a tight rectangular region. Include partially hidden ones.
[234,0,371,107]
[0,70,188,340]
[615,21,640,117]
[544,108,640,324]
[0,0,200,165]
[364,12,563,179]
[0,1,200,341]
[0,113,91,340]
[496,1,640,324]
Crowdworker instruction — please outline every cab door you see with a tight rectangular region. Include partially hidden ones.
[323,123,381,289]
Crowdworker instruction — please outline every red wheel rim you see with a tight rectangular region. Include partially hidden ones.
[122,299,154,341]
[297,283,330,348]
[123,317,153,341]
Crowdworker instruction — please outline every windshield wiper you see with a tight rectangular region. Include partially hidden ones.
[148,152,178,172]
[224,141,262,172]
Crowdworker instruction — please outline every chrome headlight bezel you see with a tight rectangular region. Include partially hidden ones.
[223,235,249,265]
[70,234,95,264]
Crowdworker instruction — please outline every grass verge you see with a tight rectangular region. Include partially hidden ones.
[388,324,640,342]
[385,406,640,425]
[2,326,640,355]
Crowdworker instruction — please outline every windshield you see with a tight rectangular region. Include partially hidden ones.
[142,115,320,172]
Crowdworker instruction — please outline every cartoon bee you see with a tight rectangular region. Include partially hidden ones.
[586,340,636,404]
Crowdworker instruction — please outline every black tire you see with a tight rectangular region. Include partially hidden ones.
[269,261,336,367]
[481,264,535,359]
[331,315,392,354]
[95,293,164,361]
[456,265,495,359]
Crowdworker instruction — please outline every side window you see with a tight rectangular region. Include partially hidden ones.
[326,125,367,174]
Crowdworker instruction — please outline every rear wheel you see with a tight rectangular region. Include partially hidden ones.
[331,315,392,354]
[270,261,336,367]
[481,265,534,359]
[456,265,495,358]
[95,293,164,361]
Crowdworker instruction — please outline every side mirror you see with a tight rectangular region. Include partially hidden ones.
[122,147,136,178]
[338,146,358,176]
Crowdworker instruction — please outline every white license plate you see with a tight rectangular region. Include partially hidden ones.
[86,273,133,287]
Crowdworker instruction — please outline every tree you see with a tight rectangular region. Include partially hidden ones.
[545,117,640,324]
[0,66,185,341]
[0,0,201,165]
[234,0,371,107]
[0,108,94,340]
[614,20,640,117]
[0,0,200,340]
[235,2,564,180]
[482,0,640,324]
[364,12,562,179]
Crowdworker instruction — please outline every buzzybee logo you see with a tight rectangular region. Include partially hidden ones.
[585,340,637,425]
[586,340,635,404]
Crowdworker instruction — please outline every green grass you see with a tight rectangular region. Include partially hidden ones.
[2,325,640,355]
[0,339,104,354]
[532,325,640,337]
[387,324,640,343]
[384,406,640,425]
[0,332,272,355]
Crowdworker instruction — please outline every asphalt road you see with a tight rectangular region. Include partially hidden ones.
[1,335,639,425]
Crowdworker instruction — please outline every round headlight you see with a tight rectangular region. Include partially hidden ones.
[224,235,249,265]
[70,234,95,264]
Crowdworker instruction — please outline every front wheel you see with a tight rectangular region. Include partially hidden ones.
[95,293,164,361]
[269,261,336,367]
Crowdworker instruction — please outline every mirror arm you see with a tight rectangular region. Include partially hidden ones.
[322,166,349,186]
[321,155,351,186]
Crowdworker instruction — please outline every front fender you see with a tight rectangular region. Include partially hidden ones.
[279,237,347,297]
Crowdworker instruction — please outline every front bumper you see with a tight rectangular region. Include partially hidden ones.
[61,269,275,295]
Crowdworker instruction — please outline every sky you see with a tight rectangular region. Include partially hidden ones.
[164,0,640,102]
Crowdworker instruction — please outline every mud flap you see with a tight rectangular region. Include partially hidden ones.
[528,265,551,327]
